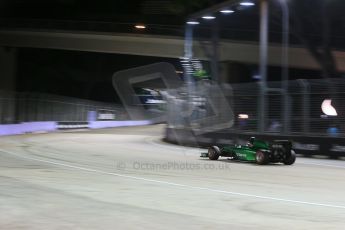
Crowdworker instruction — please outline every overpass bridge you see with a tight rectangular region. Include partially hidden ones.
[1,29,345,71]
[1,29,345,91]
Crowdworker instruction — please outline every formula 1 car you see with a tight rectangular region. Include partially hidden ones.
[200,137,296,165]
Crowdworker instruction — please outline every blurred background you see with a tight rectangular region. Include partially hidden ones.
[1,0,345,156]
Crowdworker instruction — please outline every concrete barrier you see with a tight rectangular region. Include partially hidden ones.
[0,122,57,136]
[22,122,57,133]
[0,124,24,136]
[0,120,152,136]
[89,120,152,129]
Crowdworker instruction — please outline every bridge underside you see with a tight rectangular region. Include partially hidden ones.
[0,30,344,72]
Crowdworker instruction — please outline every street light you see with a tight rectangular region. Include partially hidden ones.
[202,15,216,20]
[186,21,200,25]
[220,9,235,14]
[240,1,255,6]
[134,24,146,29]
[184,0,256,86]
[182,0,259,129]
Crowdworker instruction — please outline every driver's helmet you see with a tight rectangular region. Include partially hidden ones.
[249,137,255,144]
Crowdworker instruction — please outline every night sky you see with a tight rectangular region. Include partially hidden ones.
[0,0,223,23]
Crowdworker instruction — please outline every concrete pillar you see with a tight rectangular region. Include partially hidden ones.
[0,47,17,123]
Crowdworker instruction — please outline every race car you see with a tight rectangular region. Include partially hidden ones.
[200,137,296,165]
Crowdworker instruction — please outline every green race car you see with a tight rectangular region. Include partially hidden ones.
[201,137,296,165]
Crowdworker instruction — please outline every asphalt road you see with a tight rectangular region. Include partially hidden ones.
[1,125,345,229]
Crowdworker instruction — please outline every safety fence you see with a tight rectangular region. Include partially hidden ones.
[165,78,345,137]
[0,91,129,124]
[232,79,345,137]
[164,78,345,158]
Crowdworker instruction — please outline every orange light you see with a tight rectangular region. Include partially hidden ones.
[135,24,146,29]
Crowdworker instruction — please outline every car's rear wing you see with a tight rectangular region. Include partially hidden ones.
[270,140,292,153]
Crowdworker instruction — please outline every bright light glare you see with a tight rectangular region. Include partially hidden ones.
[186,21,199,25]
[202,16,216,20]
[135,25,146,29]
[220,9,235,14]
[240,1,255,6]
[321,99,337,116]
[238,114,249,119]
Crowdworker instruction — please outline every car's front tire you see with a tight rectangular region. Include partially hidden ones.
[256,150,269,165]
[208,146,220,160]
[283,150,296,165]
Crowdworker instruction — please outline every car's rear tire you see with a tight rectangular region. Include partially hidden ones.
[283,150,296,165]
[256,150,269,165]
[208,146,220,160]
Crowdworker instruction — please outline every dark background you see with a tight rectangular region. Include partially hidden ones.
[1,0,344,102]
[17,48,182,102]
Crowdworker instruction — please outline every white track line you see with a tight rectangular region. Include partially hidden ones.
[1,148,345,210]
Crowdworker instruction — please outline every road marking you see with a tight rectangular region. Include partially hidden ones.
[1,148,345,210]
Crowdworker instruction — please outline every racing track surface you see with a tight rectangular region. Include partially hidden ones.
[0,124,345,229]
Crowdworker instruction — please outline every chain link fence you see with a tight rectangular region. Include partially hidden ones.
[0,91,128,124]
[2,78,344,138]
[165,78,345,137]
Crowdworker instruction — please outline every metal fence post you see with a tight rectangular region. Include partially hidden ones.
[277,0,291,134]
[298,79,310,134]
[259,0,269,133]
